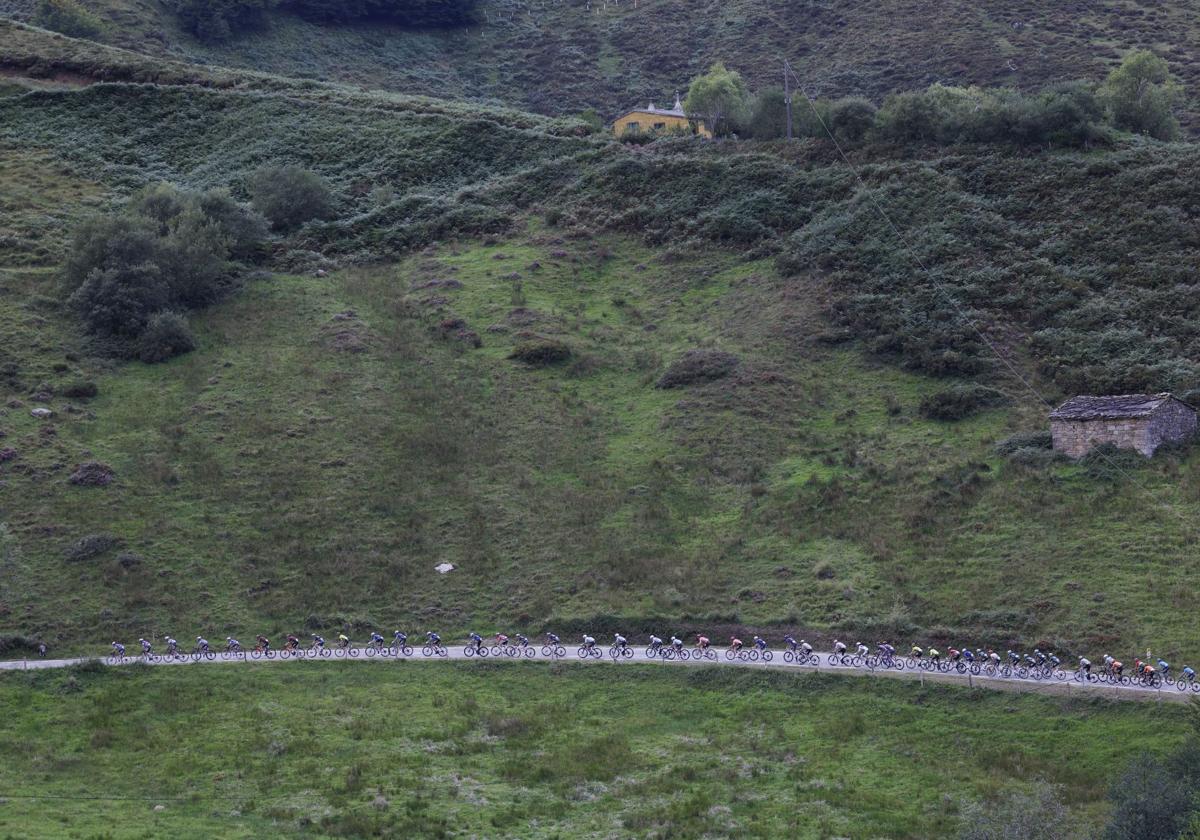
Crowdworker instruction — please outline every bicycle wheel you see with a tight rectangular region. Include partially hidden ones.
[541,645,553,657]
[783,650,795,664]
[826,653,839,666]
[851,655,864,667]
[464,645,476,658]
[724,650,736,661]
[577,647,589,659]
[645,647,657,660]
[892,658,905,671]
[761,651,773,663]
[366,646,378,658]
[523,647,535,658]
[422,645,435,657]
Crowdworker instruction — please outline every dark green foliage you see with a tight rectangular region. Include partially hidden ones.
[656,349,740,389]
[285,0,478,26]
[828,97,877,144]
[64,533,122,562]
[61,183,264,357]
[745,88,787,139]
[248,165,334,231]
[920,385,1008,420]
[1101,50,1180,141]
[166,0,273,43]
[1079,443,1148,481]
[1104,752,1196,840]
[994,431,1053,455]
[136,311,196,363]
[509,338,571,366]
[61,380,98,399]
[33,0,103,38]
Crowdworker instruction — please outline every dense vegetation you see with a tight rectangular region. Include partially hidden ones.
[166,0,478,42]
[0,662,1185,838]
[13,0,1200,133]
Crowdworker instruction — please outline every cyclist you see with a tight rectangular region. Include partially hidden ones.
[581,634,596,651]
[311,634,325,651]
[729,636,744,652]
[256,634,270,652]
[1032,649,1046,666]
[856,641,869,658]
[285,634,300,651]
[546,632,561,646]
[910,645,924,660]
[37,643,46,658]
[799,639,813,657]
[1006,649,1020,666]
[928,647,941,665]
[368,631,385,649]
[469,632,484,650]
[1111,659,1124,678]
[614,633,628,651]
[783,635,798,651]
[961,648,974,665]
[1142,662,1157,681]
[1103,653,1115,671]
[111,641,126,657]
[988,650,1001,668]
[671,635,685,652]
[139,638,152,655]
[833,639,848,656]
[1183,666,1196,684]
[495,633,509,648]
[516,634,530,649]
[1047,653,1061,669]
[697,634,711,651]
[337,633,350,651]
[393,631,407,647]
[1079,656,1091,676]
[1159,659,1171,680]
[226,637,241,653]
[196,636,210,654]
[649,635,664,652]
[947,647,960,663]
[164,636,180,655]
[878,642,895,659]
[426,631,442,646]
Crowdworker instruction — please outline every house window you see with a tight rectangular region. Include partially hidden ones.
[653,122,666,130]
[624,121,641,134]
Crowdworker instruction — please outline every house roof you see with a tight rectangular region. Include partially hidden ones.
[613,93,696,124]
[1049,393,1194,421]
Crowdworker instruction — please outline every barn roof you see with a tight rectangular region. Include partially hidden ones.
[1049,393,1193,421]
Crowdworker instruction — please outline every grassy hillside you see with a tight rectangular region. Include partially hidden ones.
[5,0,1200,129]
[3,32,1200,664]
[0,662,1182,838]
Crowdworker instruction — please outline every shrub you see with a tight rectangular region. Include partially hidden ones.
[1103,752,1195,840]
[69,262,169,339]
[828,97,877,145]
[65,533,122,562]
[509,338,571,366]
[1079,443,1147,481]
[166,0,273,42]
[959,787,1077,840]
[656,350,740,389]
[919,385,1009,420]
[285,0,479,26]
[994,431,1053,455]
[34,0,103,38]
[62,381,99,399]
[68,461,116,487]
[248,165,335,231]
[1101,49,1180,141]
[136,312,196,363]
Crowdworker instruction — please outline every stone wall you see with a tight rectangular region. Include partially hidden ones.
[1051,418,1149,458]
[1051,400,1197,458]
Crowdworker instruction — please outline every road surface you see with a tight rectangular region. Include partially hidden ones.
[0,647,1186,704]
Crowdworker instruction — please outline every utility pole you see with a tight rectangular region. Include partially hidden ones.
[783,59,794,141]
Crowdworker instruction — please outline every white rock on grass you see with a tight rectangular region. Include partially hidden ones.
[30,408,52,419]
[435,563,455,574]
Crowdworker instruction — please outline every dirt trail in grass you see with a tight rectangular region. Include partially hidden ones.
[0,647,1185,704]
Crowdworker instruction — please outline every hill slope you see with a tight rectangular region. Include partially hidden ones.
[6,0,1200,129]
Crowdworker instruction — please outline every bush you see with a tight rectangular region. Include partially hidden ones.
[65,533,122,562]
[828,97,877,145]
[285,0,478,26]
[1101,50,1180,141]
[919,385,1009,420]
[1079,443,1147,481]
[656,350,740,389]
[34,0,103,37]
[994,431,1053,455]
[62,381,99,399]
[509,338,571,366]
[166,0,273,42]
[137,312,196,363]
[1104,752,1196,840]
[69,262,169,339]
[248,165,335,231]
[958,787,1077,840]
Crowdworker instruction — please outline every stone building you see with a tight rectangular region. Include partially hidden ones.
[1049,393,1197,458]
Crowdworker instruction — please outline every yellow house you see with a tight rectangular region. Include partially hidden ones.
[612,93,712,138]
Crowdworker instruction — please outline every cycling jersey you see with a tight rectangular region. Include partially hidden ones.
[649,636,663,647]
[614,635,627,646]
[833,641,847,653]
[370,634,384,644]
[698,636,710,648]
[547,633,560,643]
[671,637,683,648]
[312,636,325,646]
[730,638,743,649]
[753,637,767,650]
[111,643,125,655]
[582,635,595,647]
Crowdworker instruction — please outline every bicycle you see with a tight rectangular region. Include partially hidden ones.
[106,653,130,666]
[784,648,817,665]
[490,643,519,658]
[191,646,216,662]
[608,645,634,661]
[576,645,602,659]
[541,643,566,659]
[464,643,489,658]
[221,646,245,661]
[334,643,359,659]
[364,640,388,657]
[307,644,331,658]
[422,643,447,658]
[692,646,717,661]
[390,643,414,657]
[251,645,276,660]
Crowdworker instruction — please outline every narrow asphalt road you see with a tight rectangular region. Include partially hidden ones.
[0,647,1187,704]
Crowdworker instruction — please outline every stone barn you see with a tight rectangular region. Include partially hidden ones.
[1049,393,1197,458]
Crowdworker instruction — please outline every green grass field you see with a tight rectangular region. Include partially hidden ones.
[0,662,1183,838]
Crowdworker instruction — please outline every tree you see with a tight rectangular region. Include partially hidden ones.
[684,62,749,137]
[248,165,335,231]
[136,312,196,363]
[1103,752,1195,840]
[828,97,877,144]
[34,0,103,38]
[745,88,787,139]
[69,263,169,339]
[1101,49,1180,140]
